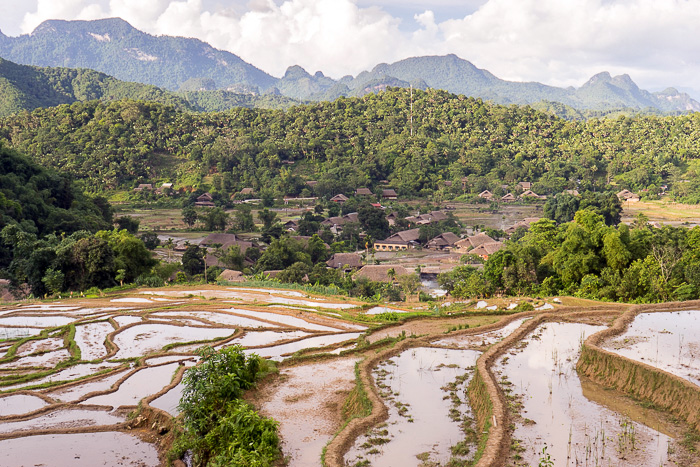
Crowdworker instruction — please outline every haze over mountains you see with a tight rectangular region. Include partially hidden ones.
[0,17,698,113]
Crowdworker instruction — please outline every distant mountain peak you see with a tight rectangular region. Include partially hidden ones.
[283,65,311,80]
[583,71,613,86]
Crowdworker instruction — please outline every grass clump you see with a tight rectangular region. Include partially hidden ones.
[169,345,280,467]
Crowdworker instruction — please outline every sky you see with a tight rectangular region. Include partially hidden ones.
[1,0,699,96]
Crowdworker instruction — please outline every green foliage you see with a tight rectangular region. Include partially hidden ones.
[182,244,205,276]
[445,207,700,303]
[175,345,279,467]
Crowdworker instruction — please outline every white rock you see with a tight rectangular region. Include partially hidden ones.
[475,300,488,309]
[537,303,554,311]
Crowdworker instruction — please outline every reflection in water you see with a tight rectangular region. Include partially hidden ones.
[497,322,676,467]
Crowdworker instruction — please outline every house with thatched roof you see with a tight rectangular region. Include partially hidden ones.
[373,228,421,251]
[470,241,503,260]
[284,219,299,231]
[239,188,255,196]
[617,189,640,202]
[501,193,517,202]
[326,253,363,271]
[381,189,398,199]
[519,181,532,190]
[356,187,373,196]
[330,194,349,203]
[217,269,246,282]
[200,233,255,254]
[195,192,215,207]
[520,190,547,200]
[564,189,580,196]
[426,232,461,251]
[478,190,494,200]
[453,233,496,254]
[354,264,410,283]
[505,217,541,235]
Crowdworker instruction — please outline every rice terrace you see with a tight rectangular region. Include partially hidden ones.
[1,285,699,467]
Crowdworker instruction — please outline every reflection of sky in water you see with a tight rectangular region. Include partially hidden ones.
[604,310,700,386]
[346,347,480,467]
[499,322,672,467]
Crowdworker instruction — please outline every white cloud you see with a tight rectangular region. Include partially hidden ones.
[9,0,700,91]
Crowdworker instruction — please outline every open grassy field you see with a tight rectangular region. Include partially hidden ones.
[622,198,700,226]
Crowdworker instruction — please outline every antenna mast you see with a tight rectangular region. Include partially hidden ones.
[410,85,413,136]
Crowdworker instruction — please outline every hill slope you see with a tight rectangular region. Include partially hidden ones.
[0,18,276,92]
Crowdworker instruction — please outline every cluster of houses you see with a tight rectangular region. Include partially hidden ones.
[476,181,547,202]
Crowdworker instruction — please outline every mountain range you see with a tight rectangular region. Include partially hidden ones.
[1,17,698,113]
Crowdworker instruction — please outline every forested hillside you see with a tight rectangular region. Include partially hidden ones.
[1,88,700,201]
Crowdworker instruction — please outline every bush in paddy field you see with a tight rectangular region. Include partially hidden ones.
[171,345,280,467]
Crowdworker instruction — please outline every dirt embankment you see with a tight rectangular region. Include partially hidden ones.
[577,301,700,433]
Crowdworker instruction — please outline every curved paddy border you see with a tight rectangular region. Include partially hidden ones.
[577,300,700,434]
[323,305,625,467]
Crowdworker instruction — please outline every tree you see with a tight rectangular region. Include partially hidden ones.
[182,244,205,276]
[203,208,230,231]
[182,206,198,228]
[115,216,139,234]
[397,273,421,301]
[231,205,255,233]
[218,245,245,271]
[358,204,390,240]
[258,208,278,231]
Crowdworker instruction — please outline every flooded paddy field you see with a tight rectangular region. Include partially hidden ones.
[1,287,699,467]
[602,309,700,386]
[345,347,481,467]
[0,286,370,466]
[496,321,692,466]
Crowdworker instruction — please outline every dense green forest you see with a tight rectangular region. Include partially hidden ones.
[2,88,700,201]
[0,144,154,296]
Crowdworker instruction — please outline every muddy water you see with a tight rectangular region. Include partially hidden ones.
[0,407,124,433]
[112,324,234,359]
[143,289,357,309]
[602,310,700,386]
[2,349,71,369]
[223,330,311,348]
[223,308,342,332]
[258,358,358,466]
[0,432,159,466]
[497,322,676,467]
[249,333,362,361]
[0,394,49,417]
[150,310,279,328]
[15,337,65,356]
[1,362,123,392]
[0,315,75,328]
[364,306,411,315]
[46,370,127,402]
[433,318,530,349]
[0,328,39,339]
[82,363,180,408]
[150,382,183,416]
[346,347,481,467]
[74,322,115,361]
[112,315,143,327]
